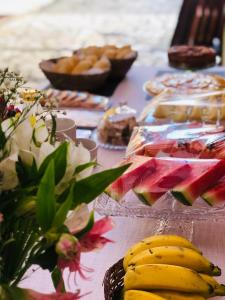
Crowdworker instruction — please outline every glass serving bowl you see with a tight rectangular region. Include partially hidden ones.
[94,191,225,221]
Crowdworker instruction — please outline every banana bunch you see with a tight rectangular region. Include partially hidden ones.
[123,235,225,299]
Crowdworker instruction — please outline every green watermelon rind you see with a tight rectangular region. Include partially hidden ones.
[202,194,214,206]
[202,184,225,206]
[171,190,192,206]
[136,193,152,206]
[172,161,225,206]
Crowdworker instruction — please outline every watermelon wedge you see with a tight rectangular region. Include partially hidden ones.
[133,158,191,205]
[171,159,225,206]
[106,156,156,200]
[202,177,225,206]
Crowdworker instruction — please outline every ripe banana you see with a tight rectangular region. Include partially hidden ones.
[124,264,212,296]
[123,235,201,270]
[124,290,166,300]
[200,273,225,296]
[154,291,205,300]
[127,246,220,276]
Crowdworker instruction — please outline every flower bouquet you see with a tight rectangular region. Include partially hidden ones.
[0,70,128,299]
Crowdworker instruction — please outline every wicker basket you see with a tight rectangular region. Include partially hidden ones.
[103,259,125,300]
[39,58,110,92]
[109,52,138,80]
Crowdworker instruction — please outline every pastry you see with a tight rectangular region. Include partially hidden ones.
[98,105,137,146]
[168,45,216,69]
[145,72,225,96]
[54,57,75,73]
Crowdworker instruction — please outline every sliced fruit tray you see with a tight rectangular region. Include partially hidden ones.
[95,155,225,220]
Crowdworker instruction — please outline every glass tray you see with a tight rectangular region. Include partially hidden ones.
[94,191,225,221]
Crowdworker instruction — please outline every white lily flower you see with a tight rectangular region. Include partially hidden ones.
[1,118,14,138]
[73,142,92,180]
[0,153,18,190]
[19,149,35,167]
[37,140,60,167]
[64,204,90,234]
[32,119,49,146]
[56,141,91,194]
[13,118,33,151]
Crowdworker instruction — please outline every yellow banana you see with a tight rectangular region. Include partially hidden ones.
[124,290,166,300]
[154,291,205,300]
[123,235,201,270]
[127,246,220,276]
[200,273,225,296]
[124,264,212,296]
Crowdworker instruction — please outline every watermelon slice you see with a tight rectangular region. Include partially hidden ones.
[202,176,225,206]
[133,158,191,205]
[171,159,225,206]
[106,155,156,200]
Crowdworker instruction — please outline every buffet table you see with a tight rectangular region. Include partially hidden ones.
[21,65,225,300]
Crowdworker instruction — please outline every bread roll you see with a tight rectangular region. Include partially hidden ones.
[94,57,110,70]
[85,55,98,65]
[54,57,74,73]
[104,49,116,59]
[82,46,101,57]
[116,48,132,59]
[71,60,92,74]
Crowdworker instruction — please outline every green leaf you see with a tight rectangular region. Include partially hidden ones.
[74,161,97,175]
[53,183,74,228]
[49,114,57,144]
[31,246,57,272]
[51,267,65,292]
[72,164,130,207]
[2,285,26,300]
[16,157,38,186]
[37,160,56,231]
[38,142,68,184]
[0,124,7,151]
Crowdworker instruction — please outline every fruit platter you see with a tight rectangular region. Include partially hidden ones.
[104,234,225,300]
[95,155,225,220]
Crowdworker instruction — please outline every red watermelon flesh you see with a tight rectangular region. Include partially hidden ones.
[106,155,156,200]
[171,159,225,206]
[133,158,190,205]
[202,176,225,206]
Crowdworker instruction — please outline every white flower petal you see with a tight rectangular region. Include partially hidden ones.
[0,155,18,190]
[37,141,60,167]
[64,204,90,234]
[19,149,35,166]
[14,119,33,151]
[33,119,49,144]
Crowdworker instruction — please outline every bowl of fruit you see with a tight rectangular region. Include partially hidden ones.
[39,53,111,92]
[104,234,225,300]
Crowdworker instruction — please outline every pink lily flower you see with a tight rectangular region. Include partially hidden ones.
[56,234,92,280]
[57,217,114,281]
[25,288,81,300]
[79,217,114,252]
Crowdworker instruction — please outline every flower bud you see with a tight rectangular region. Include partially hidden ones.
[55,233,79,259]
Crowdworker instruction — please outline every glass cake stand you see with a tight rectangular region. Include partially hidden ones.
[94,192,225,240]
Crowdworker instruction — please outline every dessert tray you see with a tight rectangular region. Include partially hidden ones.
[95,191,225,221]
[143,72,225,97]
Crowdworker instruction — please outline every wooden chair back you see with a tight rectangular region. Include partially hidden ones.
[171,0,225,53]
